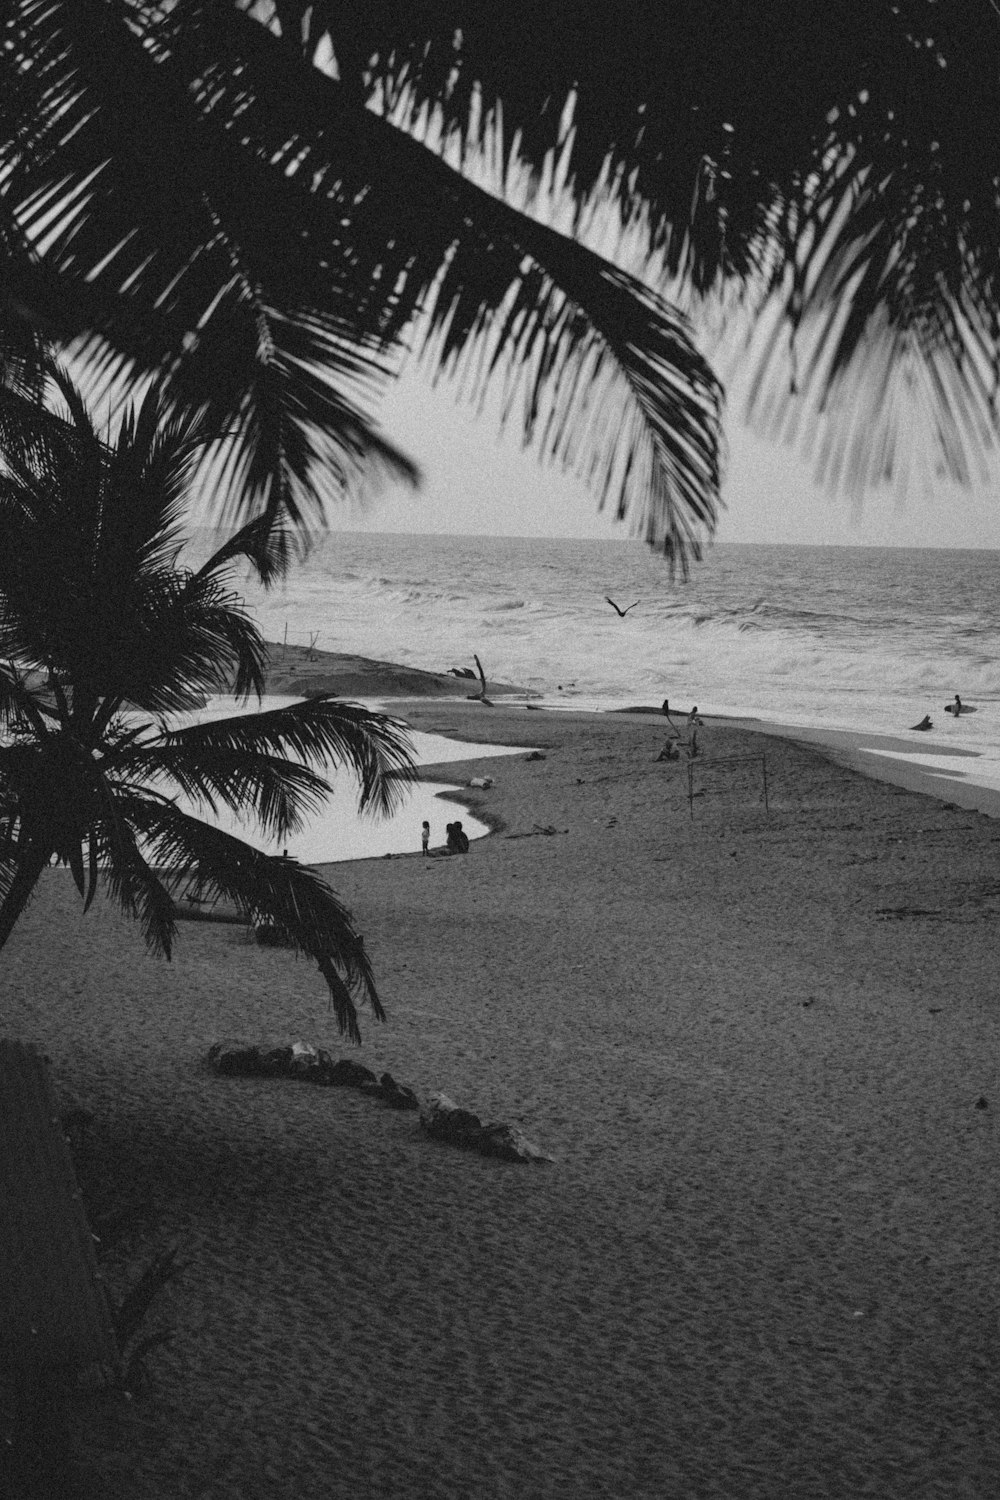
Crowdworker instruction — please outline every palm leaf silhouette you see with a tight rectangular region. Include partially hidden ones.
[1,0,724,572]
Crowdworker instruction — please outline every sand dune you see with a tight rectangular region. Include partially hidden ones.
[4,693,999,1498]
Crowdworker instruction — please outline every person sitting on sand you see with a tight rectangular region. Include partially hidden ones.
[446,820,470,854]
[656,739,680,762]
[421,820,430,856]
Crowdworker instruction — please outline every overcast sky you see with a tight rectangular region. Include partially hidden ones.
[329,362,1000,550]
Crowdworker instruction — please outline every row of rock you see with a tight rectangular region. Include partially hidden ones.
[206,1041,419,1109]
[419,1093,551,1163]
[205,1043,551,1163]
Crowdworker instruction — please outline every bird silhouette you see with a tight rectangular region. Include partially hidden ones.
[605,596,640,617]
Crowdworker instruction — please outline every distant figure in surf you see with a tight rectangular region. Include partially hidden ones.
[945,694,964,716]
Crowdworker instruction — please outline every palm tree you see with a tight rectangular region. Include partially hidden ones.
[4,2,1000,560]
[0,370,417,1041]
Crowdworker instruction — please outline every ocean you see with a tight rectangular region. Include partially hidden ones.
[180,532,1000,844]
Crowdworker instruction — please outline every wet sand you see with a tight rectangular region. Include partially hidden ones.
[3,672,999,1498]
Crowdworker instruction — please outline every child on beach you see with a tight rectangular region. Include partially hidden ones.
[421,821,430,856]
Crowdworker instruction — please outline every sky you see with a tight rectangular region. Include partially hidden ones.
[328,362,1000,550]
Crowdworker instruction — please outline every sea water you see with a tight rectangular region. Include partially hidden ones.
[183,532,1000,838]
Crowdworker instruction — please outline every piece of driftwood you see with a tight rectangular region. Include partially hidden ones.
[466,653,493,706]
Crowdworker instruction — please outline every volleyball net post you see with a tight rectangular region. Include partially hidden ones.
[686,752,770,818]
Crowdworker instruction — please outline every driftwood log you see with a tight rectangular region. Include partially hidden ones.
[466,653,493,706]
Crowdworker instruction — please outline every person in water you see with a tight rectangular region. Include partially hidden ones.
[946,694,963,716]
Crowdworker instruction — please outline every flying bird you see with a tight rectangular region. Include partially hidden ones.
[605,596,640,617]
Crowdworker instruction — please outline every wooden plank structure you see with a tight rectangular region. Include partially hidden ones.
[0,1040,118,1386]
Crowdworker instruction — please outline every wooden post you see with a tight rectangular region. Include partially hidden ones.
[472,653,493,706]
[0,1042,118,1384]
[762,752,769,814]
[687,757,694,819]
[282,622,288,660]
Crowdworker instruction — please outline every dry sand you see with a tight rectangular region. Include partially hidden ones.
[4,660,1000,1499]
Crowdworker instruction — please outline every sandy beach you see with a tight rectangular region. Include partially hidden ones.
[4,649,999,1498]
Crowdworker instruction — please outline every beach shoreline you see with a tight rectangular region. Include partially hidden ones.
[5,659,999,1497]
[262,639,1000,822]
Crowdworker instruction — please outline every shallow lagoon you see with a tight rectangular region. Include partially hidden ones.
[174,698,532,863]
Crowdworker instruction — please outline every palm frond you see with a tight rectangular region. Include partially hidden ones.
[0,371,270,714]
[1,0,724,565]
[88,803,178,955]
[190,511,296,590]
[1,1,421,534]
[187,4,724,564]
[284,0,1000,500]
[156,698,418,817]
[14,2,998,516]
[138,570,268,711]
[111,746,334,843]
[125,794,381,1040]
[0,662,56,737]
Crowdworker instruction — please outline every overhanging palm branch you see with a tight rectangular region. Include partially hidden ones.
[9,2,996,532]
[215,1,1000,502]
[114,697,418,824]
[1,0,724,570]
[115,749,334,846]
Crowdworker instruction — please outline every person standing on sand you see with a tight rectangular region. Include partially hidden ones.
[421,820,430,856]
